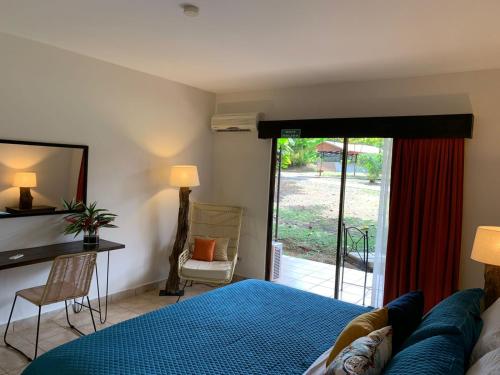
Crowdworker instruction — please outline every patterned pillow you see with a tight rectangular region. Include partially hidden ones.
[325,326,393,375]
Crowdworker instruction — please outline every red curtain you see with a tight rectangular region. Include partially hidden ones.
[383,138,464,312]
[76,154,85,203]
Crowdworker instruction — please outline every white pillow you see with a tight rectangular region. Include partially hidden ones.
[302,347,332,375]
[466,347,500,375]
[470,297,500,364]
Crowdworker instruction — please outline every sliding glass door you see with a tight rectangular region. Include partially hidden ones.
[269,137,392,306]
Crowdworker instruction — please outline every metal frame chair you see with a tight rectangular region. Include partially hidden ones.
[3,251,98,361]
[341,225,370,306]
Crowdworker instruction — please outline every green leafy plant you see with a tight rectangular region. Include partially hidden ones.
[278,138,326,169]
[62,200,117,237]
[358,153,383,183]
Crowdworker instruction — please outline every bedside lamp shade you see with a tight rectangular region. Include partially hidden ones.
[169,165,199,188]
[471,226,500,266]
[13,172,37,188]
[471,226,500,308]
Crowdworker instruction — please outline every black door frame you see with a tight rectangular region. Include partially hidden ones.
[265,137,350,300]
[263,113,474,298]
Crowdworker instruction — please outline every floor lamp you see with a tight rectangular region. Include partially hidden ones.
[471,226,500,308]
[160,165,199,297]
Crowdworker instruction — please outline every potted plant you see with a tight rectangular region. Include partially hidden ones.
[63,200,117,246]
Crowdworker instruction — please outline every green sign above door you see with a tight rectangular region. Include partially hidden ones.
[280,129,301,138]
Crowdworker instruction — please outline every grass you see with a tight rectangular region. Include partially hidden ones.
[275,206,377,264]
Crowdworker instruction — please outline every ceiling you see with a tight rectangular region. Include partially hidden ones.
[1,0,500,93]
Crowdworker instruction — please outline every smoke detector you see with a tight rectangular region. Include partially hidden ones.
[182,4,199,17]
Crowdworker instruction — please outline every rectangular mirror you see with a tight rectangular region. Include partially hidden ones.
[0,140,88,218]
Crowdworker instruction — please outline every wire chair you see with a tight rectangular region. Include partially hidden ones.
[178,202,243,295]
[3,251,98,361]
[340,224,370,306]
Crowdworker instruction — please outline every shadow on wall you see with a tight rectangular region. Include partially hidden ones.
[119,130,213,286]
[216,94,472,120]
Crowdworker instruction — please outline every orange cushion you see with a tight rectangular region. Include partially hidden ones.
[191,238,216,262]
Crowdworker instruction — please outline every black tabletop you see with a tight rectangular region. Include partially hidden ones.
[0,240,125,270]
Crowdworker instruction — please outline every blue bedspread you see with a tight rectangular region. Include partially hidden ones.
[24,280,369,375]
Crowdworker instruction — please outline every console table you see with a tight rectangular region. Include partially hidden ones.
[0,240,125,323]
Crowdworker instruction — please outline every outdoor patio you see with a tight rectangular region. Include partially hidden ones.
[273,255,373,306]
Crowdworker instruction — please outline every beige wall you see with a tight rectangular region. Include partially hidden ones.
[0,33,215,324]
[215,69,500,290]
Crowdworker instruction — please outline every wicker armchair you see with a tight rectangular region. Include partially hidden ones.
[178,202,243,286]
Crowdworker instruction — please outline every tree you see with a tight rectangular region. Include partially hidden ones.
[278,138,325,168]
[358,153,383,183]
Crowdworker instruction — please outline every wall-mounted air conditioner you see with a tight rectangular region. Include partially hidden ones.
[270,241,283,281]
[211,113,261,132]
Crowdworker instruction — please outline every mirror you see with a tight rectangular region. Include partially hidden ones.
[0,140,88,218]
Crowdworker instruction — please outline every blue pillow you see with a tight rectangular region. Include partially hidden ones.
[386,290,424,353]
[401,288,484,358]
[383,334,464,375]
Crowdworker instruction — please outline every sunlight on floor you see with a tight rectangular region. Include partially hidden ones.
[273,255,372,306]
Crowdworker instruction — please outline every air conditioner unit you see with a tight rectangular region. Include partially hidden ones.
[211,113,260,132]
[270,241,283,281]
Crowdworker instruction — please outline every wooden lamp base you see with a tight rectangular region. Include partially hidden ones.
[484,264,500,308]
[19,187,33,210]
[160,187,191,297]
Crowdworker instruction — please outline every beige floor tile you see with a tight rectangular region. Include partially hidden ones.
[38,329,81,352]
[52,309,97,329]
[14,321,68,345]
[5,363,28,375]
[116,295,169,315]
[106,309,140,324]
[0,342,30,372]
[78,321,114,335]
[9,313,54,334]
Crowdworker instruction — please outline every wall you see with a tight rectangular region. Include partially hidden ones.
[215,69,500,290]
[0,33,215,325]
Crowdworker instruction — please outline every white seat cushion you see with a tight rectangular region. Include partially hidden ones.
[181,259,232,281]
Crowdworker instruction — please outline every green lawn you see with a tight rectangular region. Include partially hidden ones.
[275,206,377,264]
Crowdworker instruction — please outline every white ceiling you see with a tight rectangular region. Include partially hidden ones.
[1,0,500,93]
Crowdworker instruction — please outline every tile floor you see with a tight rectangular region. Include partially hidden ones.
[273,255,372,305]
[1,260,371,375]
[0,283,215,375]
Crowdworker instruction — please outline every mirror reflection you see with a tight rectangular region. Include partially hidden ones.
[0,142,86,217]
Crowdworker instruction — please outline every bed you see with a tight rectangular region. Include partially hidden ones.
[23,279,370,375]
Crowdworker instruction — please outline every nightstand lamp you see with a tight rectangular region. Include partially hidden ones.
[160,165,200,297]
[13,172,37,209]
[471,226,500,308]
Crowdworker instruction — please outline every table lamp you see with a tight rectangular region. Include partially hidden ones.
[160,165,200,297]
[471,226,500,308]
[13,172,37,210]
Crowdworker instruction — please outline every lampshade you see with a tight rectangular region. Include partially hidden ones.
[13,172,37,188]
[169,165,200,188]
[471,226,500,266]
